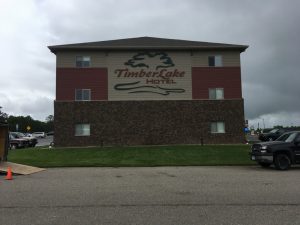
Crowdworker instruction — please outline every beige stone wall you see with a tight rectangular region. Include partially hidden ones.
[56,50,241,68]
[56,51,107,68]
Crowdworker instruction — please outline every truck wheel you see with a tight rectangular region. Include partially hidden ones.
[274,154,291,170]
[258,162,272,168]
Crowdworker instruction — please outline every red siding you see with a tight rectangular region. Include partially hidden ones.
[56,68,108,101]
[192,67,242,99]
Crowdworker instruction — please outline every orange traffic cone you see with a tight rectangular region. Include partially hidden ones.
[5,167,13,180]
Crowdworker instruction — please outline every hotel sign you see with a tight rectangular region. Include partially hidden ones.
[108,52,192,100]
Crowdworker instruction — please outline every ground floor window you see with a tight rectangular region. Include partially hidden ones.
[75,124,90,136]
[211,122,225,133]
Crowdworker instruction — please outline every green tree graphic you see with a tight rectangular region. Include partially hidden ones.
[124,52,175,69]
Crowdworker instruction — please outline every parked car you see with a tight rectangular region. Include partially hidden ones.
[32,132,46,138]
[9,133,30,149]
[10,132,38,147]
[250,131,300,170]
[47,131,54,136]
[24,133,33,137]
[258,128,292,142]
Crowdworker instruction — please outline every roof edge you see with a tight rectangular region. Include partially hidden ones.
[48,45,248,54]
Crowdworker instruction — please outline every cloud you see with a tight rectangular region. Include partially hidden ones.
[249,112,300,129]
[0,0,300,127]
[0,0,55,120]
[0,91,53,121]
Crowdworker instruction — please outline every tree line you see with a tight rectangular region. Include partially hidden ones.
[0,106,53,133]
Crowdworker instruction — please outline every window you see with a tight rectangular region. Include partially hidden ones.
[75,89,91,101]
[76,56,91,67]
[295,135,300,143]
[209,88,224,100]
[211,122,225,133]
[75,124,90,136]
[208,55,222,67]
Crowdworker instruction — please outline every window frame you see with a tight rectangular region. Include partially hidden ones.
[209,88,224,100]
[208,55,223,67]
[76,56,91,68]
[75,89,91,101]
[211,122,225,134]
[75,124,91,136]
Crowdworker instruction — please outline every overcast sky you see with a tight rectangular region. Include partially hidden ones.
[0,0,299,128]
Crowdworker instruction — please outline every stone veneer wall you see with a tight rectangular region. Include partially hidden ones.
[54,100,245,146]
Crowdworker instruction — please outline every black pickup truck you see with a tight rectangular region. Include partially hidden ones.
[250,131,300,170]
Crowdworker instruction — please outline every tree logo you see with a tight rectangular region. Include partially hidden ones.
[113,52,185,96]
[124,52,175,69]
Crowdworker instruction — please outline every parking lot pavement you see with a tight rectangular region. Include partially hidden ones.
[246,134,259,143]
[35,135,53,147]
[0,166,300,225]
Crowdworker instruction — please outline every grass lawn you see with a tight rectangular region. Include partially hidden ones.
[7,145,254,167]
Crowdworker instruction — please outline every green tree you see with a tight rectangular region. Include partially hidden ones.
[45,115,54,123]
[7,115,50,132]
[0,106,8,123]
[45,115,54,131]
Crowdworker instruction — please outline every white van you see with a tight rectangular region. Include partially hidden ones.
[32,132,46,138]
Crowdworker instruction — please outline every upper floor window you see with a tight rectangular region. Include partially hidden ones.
[75,89,91,101]
[208,55,222,67]
[209,88,224,100]
[76,56,91,67]
[75,124,90,136]
[211,122,225,133]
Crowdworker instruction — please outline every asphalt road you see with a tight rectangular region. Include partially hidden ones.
[246,134,259,143]
[35,135,53,147]
[1,166,300,225]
